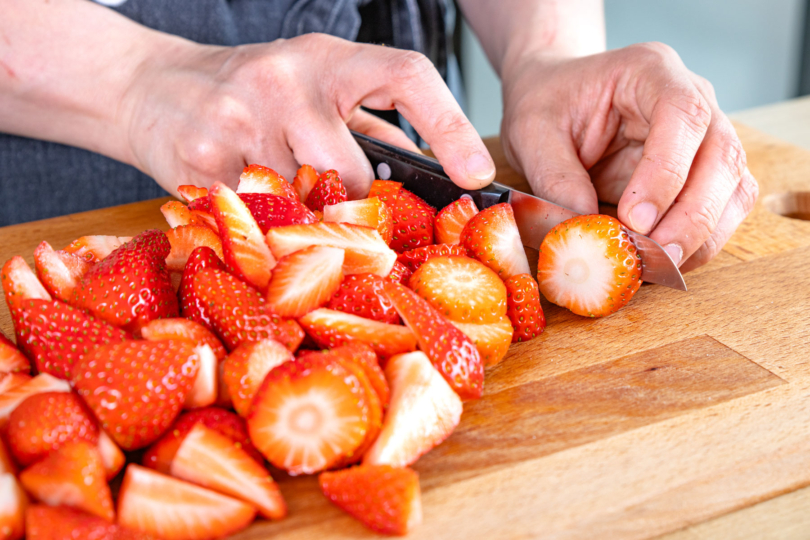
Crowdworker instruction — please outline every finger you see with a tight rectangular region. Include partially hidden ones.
[346,109,422,154]
[243,134,301,187]
[590,143,643,205]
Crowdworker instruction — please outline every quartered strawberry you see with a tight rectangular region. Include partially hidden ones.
[140,318,227,361]
[2,256,51,313]
[178,246,226,330]
[266,246,344,318]
[450,318,513,366]
[378,189,436,253]
[320,465,422,536]
[293,164,319,202]
[165,225,224,272]
[237,164,299,200]
[305,169,348,212]
[161,200,202,228]
[383,282,484,400]
[327,273,401,324]
[25,505,153,540]
[299,308,416,359]
[363,351,462,467]
[33,241,92,303]
[368,180,402,199]
[323,197,393,244]
[435,197,479,245]
[460,203,530,279]
[396,243,469,273]
[222,339,293,417]
[504,273,546,342]
[117,464,256,540]
[0,332,28,374]
[73,340,200,450]
[386,261,412,285]
[0,474,26,540]
[177,185,209,203]
[0,373,71,428]
[537,215,643,317]
[63,235,132,264]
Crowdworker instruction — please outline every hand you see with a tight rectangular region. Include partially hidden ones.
[500,42,758,272]
[122,33,496,199]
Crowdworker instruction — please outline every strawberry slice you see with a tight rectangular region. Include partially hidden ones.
[450,318,514,366]
[247,352,370,475]
[140,318,227,361]
[165,225,224,272]
[396,243,470,273]
[266,222,397,276]
[0,373,70,428]
[460,203,530,279]
[504,273,546,342]
[0,474,26,540]
[292,164,319,202]
[97,431,126,481]
[2,256,51,313]
[117,464,256,540]
[63,235,132,263]
[161,200,202,228]
[386,260,412,284]
[0,333,28,374]
[377,189,436,253]
[222,339,293,417]
[33,241,92,303]
[191,268,304,351]
[383,282,484,400]
[319,465,422,536]
[537,215,643,317]
[237,164,299,200]
[74,340,200,450]
[323,197,393,244]
[363,351,462,467]
[435,197,479,245]
[178,246,226,330]
[177,185,209,203]
[266,246,344,318]
[19,441,115,521]
[299,308,417,359]
[332,343,389,409]
[305,169,348,212]
[170,423,287,520]
[327,273,401,324]
[368,180,402,199]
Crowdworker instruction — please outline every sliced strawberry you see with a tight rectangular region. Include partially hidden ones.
[299,308,416,359]
[363,351,462,467]
[2,256,51,313]
[460,202,530,279]
[178,247,226,330]
[177,185,209,203]
[161,200,202,228]
[320,465,421,536]
[383,282,483,399]
[327,273,400,324]
[25,505,153,540]
[332,343,389,408]
[191,268,304,351]
[323,197,393,244]
[63,235,132,264]
[368,180,402,199]
[0,373,71,428]
[292,164,319,202]
[504,273,546,342]
[266,222,396,276]
[238,192,317,233]
[97,431,126,481]
[0,372,31,397]
[190,208,219,233]
[20,441,114,521]
[396,243,470,273]
[33,241,92,303]
[435,197,479,245]
[305,169,348,212]
[165,225,224,272]
[386,260,412,285]
[140,318,227,361]
[170,423,286,520]
[74,340,200,450]
[266,246,344,318]
[117,464,256,540]
[377,189,436,253]
[183,344,218,409]
[237,164,299,200]
[450,318,513,367]
[0,333,28,374]
[222,339,293,417]
[0,474,26,540]
[0,438,15,475]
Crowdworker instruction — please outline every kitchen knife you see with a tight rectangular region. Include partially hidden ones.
[352,131,687,291]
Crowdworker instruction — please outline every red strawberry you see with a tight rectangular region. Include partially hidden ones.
[98,431,126,481]
[0,437,15,475]
[2,256,51,313]
[460,203,530,279]
[237,164,299,200]
[320,465,422,536]
[450,318,513,366]
[293,164,319,202]
[435,197,479,245]
[537,215,643,317]
[299,308,416,359]
[161,200,202,228]
[0,372,31,399]
[368,180,402,199]
[33,241,92,303]
[0,373,71,428]
[25,505,155,540]
[178,246,226,330]
[323,197,393,244]
[140,318,227,361]
[504,273,546,342]
[183,343,218,410]
[266,246,344,318]
[0,474,26,540]
[386,261,412,284]
[397,243,470,273]
[73,340,200,450]
[383,282,484,400]
[238,192,317,233]
[63,235,131,264]
[0,332,29,374]
[305,170,348,212]
[177,185,209,203]
[377,189,436,253]
[332,343,389,406]
[327,273,400,324]
[222,339,293,417]
[164,225,223,272]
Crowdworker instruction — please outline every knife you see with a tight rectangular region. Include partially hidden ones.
[351,131,687,291]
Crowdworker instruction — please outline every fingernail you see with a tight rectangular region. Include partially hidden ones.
[465,152,496,183]
[664,244,683,266]
[629,202,658,234]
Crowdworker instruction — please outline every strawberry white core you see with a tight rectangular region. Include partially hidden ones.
[540,232,614,313]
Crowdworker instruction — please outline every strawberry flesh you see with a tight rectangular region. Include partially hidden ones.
[265,245,345,318]
[33,241,92,303]
[460,203,530,279]
[237,164,299,200]
[435,197,479,245]
[222,339,294,417]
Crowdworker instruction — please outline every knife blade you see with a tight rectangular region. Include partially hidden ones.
[352,131,687,291]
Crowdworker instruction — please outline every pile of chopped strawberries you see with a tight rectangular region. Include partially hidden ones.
[0,163,643,539]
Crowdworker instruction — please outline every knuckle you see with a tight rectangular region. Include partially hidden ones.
[646,152,690,188]
[692,74,717,100]
[633,41,680,63]
[389,50,437,84]
[433,109,472,138]
[716,130,748,178]
[687,202,720,241]
[667,91,712,134]
[738,171,760,214]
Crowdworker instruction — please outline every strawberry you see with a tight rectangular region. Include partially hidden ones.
[237,164,299,200]
[435,197,479,245]
[0,474,26,540]
[319,465,422,536]
[247,352,370,475]
[0,332,28,374]
[238,192,317,233]
[161,200,202,228]
[266,246,344,318]
[450,318,514,366]
[19,441,114,521]
[98,431,126,481]
[63,235,132,263]
[293,164,319,202]
[0,373,71,428]
[178,246,226,330]
[504,273,546,342]
[368,180,402,199]
[537,215,643,317]
[265,222,397,276]
[383,282,484,400]
[140,318,227,361]
[396,243,470,273]
[299,308,416,359]
[164,225,224,272]
[332,343,389,408]
[327,273,401,324]
[33,241,92,303]
[2,256,51,313]
[177,184,209,203]
[182,344,218,410]
[0,438,15,475]
[305,169,348,212]
[170,423,287,520]
[117,464,256,540]
[378,189,436,253]
[363,351,462,467]
[222,339,293,417]
[25,505,154,540]
[73,340,200,450]
[460,203,530,279]
[386,260,412,284]
[0,372,31,398]
[323,197,393,244]
[408,255,507,324]
[191,268,304,351]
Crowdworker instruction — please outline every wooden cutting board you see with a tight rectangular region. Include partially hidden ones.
[1,123,809,539]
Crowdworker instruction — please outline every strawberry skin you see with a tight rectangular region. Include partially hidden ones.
[378,189,436,253]
[327,273,401,324]
[237,193,317,233]
[178,246,226,330]
[305,169,348,212]
[140,318,227,361]
[237,164,299,200]
[396,243,470,273]
[450,318,514,367]
[368,180,402,199]
[386,261,412,284]
[460,202,530,279]
[435,197,479,245]
[0,373,71,428]
[504,274,546,342]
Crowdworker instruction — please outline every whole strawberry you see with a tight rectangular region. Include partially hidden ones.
[179,246,227,330]
[327,274,401,324]
[305,170,348,212]
[504,274,546,342]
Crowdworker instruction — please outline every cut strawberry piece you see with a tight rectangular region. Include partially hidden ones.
[140,318,227,361]
[396,243,470,273]
[327,273,401,324]
[191,268,304,351]
[320,465,422,536]
[74,340,200,450]
[190,209,219,233]
[0,372,31,397]
[450,318,513,367]
[177,185,209,203]
[266,246,344,318]
[237,164,299,200]
[183,344,218,409]
[171,423,286,520]
[178,247,226,330]
[504,273,546,342]
[299,308,416,360]
[117,464,256,540]
[0,474,26,540]
[20,441,114,521]
[161,201,202,228]
[364,351,462,467]
[25,505,152,540]
[460,202,530,279]
[33,241,92,303]
[266,222,396,276]
[63,235,132,264]
[386,260,412,284]
[0,333,28,374]
[537,215,643,317]
[383,282,484,400]
[0,373,70,428]
[332,343,389,409]
[165,225,224,272]
[323,197,393,244]
[237,192,317,233]
[0,438,15,475]
[378,190,436,253]
[292,164,319,202]
[97,431,126,481]
[305,169,348,212]
[368,180,402,199]
[435,197,479,245]
[247,353,370,475]
[2,256,51,313]
[222,339,293,417]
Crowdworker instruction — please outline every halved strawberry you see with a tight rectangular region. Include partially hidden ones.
[0,474,26,540]
[537,215,643,317]
[504,273,546,341]
[383,282,484,400]
[435,197,479,245]
[63,235,132,263]
[377,189,436,253]
[177,185,209,203]
[305,170,348,212]
[299,308,416,359]
[247,353,370,475]
[323,197,393,244]
[386,260,412,284]
[165,225,224,272]
[460,203,530,279]
[183,344,218,409]
[332,343,389,408]
[140,318,227,361]
[320,465,421,536]
[237,164,299,200]
[396,243,470,273]
[327,273,400,324]
[450,318,513,366]
[98,431,126,481]
[266,222,396,276]
[266,246,344,318]
[368,180,402,199]
[293,164,319,202]
[2,256,51,313]
[170,423,286,520]
[117,464,256,540]
[363,351,462,467]
[33,241,92,303]
[20,441,114,521]
[178,247,226,330]
[237,192,317,233]
[222,339,293,417]
[0,373,70,428]
[161,201,202,228]
[0,333,28,374]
